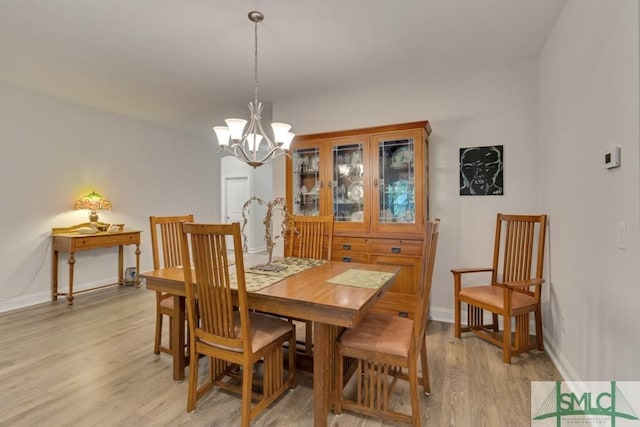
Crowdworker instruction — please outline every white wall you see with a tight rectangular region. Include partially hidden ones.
[0,82,221,311]
[274,58,541,326]
[539,0,640,380]
[275,0,640,380]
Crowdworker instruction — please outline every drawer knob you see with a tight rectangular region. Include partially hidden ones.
[342,256,352,262]
[391,246,401,254]
[342,244,351,250]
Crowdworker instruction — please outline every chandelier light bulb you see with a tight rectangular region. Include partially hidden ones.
[213,126,230,146]
[271,122,292,143]
[246,134,263,151]
[281,132,295,150]
[225,119,248,140]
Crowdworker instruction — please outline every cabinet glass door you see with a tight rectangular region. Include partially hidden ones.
[291,146,321,216]
[331,137,369,232]
[372,130,424,234]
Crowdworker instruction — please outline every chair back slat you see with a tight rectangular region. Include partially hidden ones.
[149,215,194,269]
[287,215,334,260]
[414,219,440,344]
[493,214,547,296]
[181,223,249,352]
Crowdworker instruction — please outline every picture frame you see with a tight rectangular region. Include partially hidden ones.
[459,145,504,196]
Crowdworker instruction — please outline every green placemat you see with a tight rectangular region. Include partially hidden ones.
[326,269,395,289]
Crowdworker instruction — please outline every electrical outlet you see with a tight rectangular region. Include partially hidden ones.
[562,315,567,335]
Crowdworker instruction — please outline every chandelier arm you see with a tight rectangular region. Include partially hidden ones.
[233,144,255,163]
[242,102,260,156]
[221,144,253,164]
[260,147,284,163]
[253,106,275,146]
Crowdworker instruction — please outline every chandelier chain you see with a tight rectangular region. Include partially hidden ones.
[253,16,259,107]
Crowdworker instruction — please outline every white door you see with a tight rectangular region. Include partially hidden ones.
[222,174,250,247]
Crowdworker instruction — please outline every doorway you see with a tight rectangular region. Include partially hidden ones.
[221,174,250,247]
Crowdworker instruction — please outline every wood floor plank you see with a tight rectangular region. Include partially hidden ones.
[0,286,561,426]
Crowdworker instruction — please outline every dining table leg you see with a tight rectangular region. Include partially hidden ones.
[313,322,339,427]
[172,295,186,382]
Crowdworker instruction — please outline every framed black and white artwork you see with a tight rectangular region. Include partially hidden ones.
[459,145,504,196]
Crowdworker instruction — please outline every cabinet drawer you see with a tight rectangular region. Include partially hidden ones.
[73,233,138,250]
[373,292,418,318]
[332,237,368,253]
[369,239,423,256]
[370,254,421,295]
[332,251,370,264]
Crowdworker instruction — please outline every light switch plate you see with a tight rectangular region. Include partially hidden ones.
[605,146,621,169]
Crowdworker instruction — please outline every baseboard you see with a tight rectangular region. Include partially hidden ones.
[540,326,581,381]
[0,290,50,313]
[246,245,267,254]
[429,306,456,323]
[0,278,124,313]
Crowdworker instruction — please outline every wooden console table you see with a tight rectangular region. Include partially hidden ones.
[51,223,141,305]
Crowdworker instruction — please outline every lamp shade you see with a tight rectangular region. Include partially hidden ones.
[213,126,231,146]
[225,118,248,140]
[75,191,111,222]
[246,134,263,151]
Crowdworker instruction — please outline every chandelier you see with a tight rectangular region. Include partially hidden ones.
[213,11,294,168]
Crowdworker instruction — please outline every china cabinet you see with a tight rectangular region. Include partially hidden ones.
[286,121,432,316]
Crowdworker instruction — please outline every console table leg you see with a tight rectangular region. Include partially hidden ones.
[118,245,124,285]
[66,253,75,305]
[134,244,141,287]
[52,249,59,301]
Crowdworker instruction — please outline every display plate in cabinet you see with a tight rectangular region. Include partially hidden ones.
[391,146,413,165]
[347,182,364,201]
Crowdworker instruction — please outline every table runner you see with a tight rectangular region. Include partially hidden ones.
[326,269,395,289]
[231,257,327,292]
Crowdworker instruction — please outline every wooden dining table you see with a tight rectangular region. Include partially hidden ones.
[141,258,399,427]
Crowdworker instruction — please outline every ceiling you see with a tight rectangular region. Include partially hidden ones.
[0,0,565,136]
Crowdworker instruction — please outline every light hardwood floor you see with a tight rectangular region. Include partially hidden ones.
[0,286,561,426]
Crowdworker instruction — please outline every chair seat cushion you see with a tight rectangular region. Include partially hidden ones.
[338,312,413,358]
[201,312,292,353]
[160,297,174,310]
[459,285,537,311]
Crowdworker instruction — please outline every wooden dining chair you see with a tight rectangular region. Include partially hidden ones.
[180,222,296,426]
[149,214,194,357]
[334,219,439,426]
[286,214,334,259]
[286,215,334,356]
[451,213,548,364]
